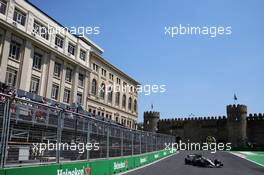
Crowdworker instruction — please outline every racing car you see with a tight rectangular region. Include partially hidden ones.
[185,154,223,168]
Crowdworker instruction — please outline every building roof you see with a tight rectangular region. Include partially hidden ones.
[91,51,141,85]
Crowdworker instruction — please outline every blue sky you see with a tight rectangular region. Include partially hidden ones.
[30,0,264,121]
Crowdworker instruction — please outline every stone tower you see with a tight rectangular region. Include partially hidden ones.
[226,104,247,147]
[143,111,160,132]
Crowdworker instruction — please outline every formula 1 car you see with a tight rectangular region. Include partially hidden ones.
[185,154,223,168]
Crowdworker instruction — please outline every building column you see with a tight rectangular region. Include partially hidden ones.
[39,52,49,97]
[0,31,11,83]
[45,53,55,98]
[59,61,66,103]
[83,71,90,110]
[19,40,33,91]
[71,66,79,103]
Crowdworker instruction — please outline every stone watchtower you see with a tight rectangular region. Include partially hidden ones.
[143,111,160,132]
[226,104,247,147]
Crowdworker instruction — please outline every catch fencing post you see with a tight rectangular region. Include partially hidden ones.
[106,125,110,158]
[86,121,91,160]
[131,132,134,155]
[121,129,123,156]
[139,131,142,154]
[0,98,11,168]
[56,110,63,164]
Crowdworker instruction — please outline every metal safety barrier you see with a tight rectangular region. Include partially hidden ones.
[0,93,175,168]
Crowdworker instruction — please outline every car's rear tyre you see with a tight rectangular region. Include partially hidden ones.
[185,159,188,164]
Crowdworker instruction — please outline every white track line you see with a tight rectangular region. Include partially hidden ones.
[117,152,179,175]
[230,152,264,168]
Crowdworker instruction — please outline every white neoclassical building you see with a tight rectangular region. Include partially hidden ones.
[0,0,139,128]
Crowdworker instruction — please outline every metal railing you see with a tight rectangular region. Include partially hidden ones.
[0,93,174,168]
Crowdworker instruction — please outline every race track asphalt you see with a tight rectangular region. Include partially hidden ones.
[125,151,264,175]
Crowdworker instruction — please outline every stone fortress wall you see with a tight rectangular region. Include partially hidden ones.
[144,104,264,147]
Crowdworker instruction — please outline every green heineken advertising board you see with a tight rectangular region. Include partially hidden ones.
[1,149,175,175]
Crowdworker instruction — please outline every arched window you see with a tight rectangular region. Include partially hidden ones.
[115,92,120,106]
[134,99,137,112]
[128,97,132,110]
[107,86,113,102]
[122,94,126,108]
[100,83,105,99]
[91,79,97,95]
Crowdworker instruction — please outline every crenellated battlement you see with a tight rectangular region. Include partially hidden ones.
[159,115,227,123]
[144,111,160,118]
[247,113,264,121]
[226,104,247,114]
[143,111,160,132]
[157,104,264,147]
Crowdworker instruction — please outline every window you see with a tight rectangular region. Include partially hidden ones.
[51,84,59,100]
[134,99,137,112]
[79,49,86,61]
[122,118,126,125]
[115,117,119,123]
[77,93,82,104]
[68,43,75,56]
[55,35,64,48]
[0,0,7,15]
[109,73,114,81]
[33,20,49,40]
[101,68,106,77]
[134,87,138,94]
[122,94,126,108]
[13,8,26,26]
[5,68,17,87]
[115,92,120,106]
[122,82,127,92]
[107,87,113,103]
[65,67,72,82]
[92,63,99,72]
[116,77,121,85]
[78,73,84,87]
[63,89,71,103]
[53,62,61,77]
[123,82,127,87]
[32,52,42,70]
[91,79,97,96]
[128,97,132,110]
[100,83,105,99]
[30,77,40,94]
[9,41,21,60]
